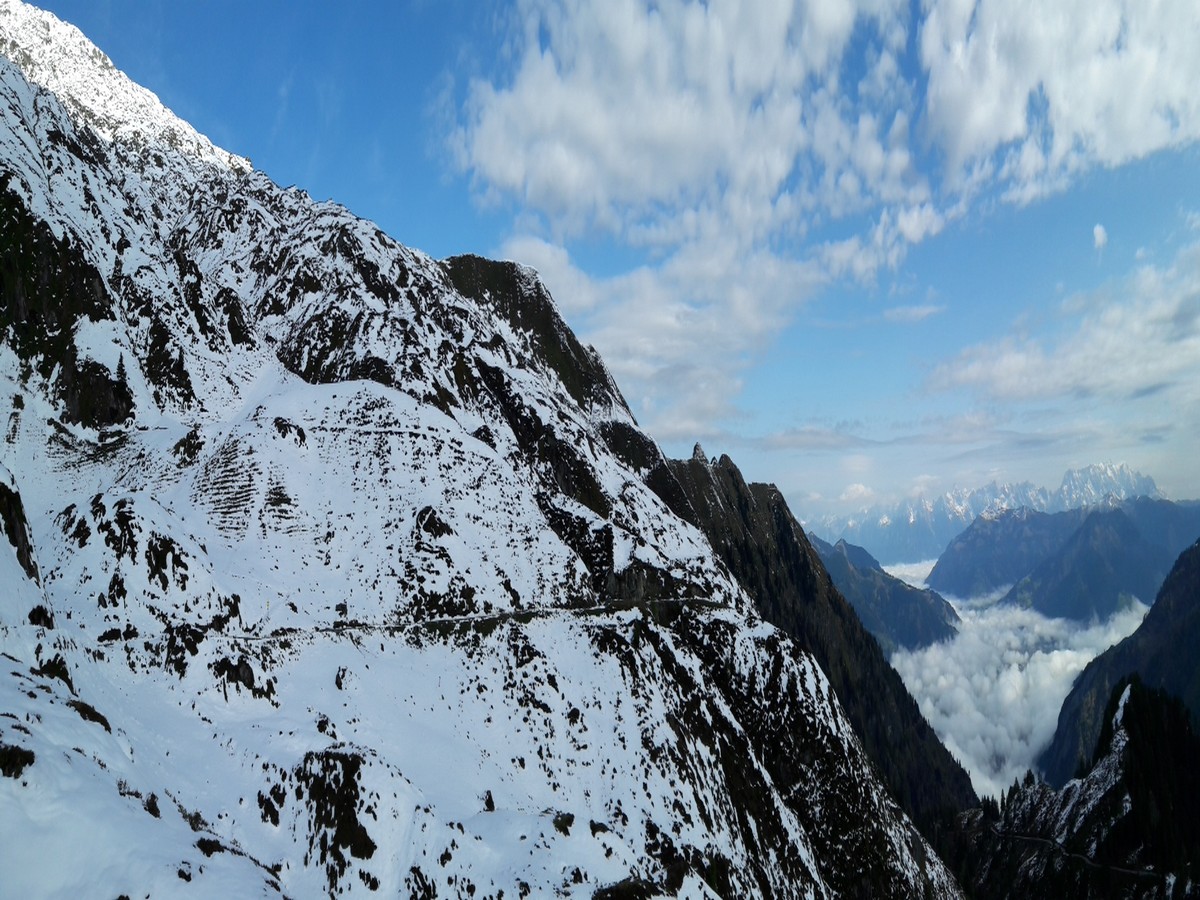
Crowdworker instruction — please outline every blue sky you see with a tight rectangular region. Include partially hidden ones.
[35,0,1200,516]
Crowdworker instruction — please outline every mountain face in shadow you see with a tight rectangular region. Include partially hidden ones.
[948,676,1200,899]
[927,507,1087,599]
[809,535,959,654]
[660,448,977,847]
[1002,508,1171,620]
[928,499,1200,620]
[1040,539,1200,787]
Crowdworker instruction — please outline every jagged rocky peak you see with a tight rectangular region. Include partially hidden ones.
[1056,461,1161,509]
[0,4,963,896]
[813,462,1164,565]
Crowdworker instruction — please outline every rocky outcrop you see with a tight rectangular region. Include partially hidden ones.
[661,451,977,850]
[949,677,1200,899]
[0,5,964,896]
[1040,539,1200,787]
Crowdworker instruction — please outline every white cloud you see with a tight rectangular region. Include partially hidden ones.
[930,240,1200,406]
[497,234,600,316]
[921,0,1200,198]
[1093,222,1107,251]
[452,0,1200,445]
[839,482,876,503]
[509,235,824,438]
[892,599,1149,798]
[883,303,944,323]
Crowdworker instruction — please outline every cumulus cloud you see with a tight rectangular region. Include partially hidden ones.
[456,0,925,244]
[920,0,1200,199]
[839,482,876,504]
[891,599,1149,798]
[451,0,1200,443]
[1093,223,1107,251]
[930,240,1200,404]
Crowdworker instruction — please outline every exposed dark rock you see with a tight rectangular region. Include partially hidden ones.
[949,677,1200,899]
[56,353,134,428]
[0,181,111,375]
[661,453,977,849]
[0,742,35,778]
[26,605,53,628]
[67,699,111,733]
[1040,539,1200,786]
[31,653,74,695]
[294,750,377,891]
[810,535,959,653]
[477,358,610,519]
[144,316,194,405]
[0,477,39,584]
[442,254,626,414]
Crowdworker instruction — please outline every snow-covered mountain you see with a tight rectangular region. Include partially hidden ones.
[947,676,1200,899]
[0,3,960,896]
[810,464,1163,565]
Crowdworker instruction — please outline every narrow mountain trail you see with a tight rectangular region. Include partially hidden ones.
[989,825,1166,883]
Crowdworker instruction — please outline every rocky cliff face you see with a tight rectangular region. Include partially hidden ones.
[661,450,977,850]
[927,507,1088,599]
[948,677,1200,899]
[809,534,959,654]
[1040,539,1200,788]
[0,3,962,896]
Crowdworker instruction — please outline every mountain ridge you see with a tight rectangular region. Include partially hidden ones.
[811,463,1163,565]
[948,676,1200,899]
[1039,538,1200,787]
[0,4,961,896]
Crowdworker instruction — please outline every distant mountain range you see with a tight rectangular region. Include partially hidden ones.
[809,464,1163,565]
[928,498,1200,618]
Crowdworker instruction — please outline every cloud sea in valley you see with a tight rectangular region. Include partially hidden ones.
[887,564,1150,798]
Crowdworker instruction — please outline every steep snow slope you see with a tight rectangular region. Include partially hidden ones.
[948,678,1200,899]
[0,3,960,896]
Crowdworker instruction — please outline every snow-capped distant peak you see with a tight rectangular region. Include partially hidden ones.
[0,0,248,173]
[1056,462,1161,509]
[812,463,1160,564]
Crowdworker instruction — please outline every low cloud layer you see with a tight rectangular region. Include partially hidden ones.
[890,595,1149,799]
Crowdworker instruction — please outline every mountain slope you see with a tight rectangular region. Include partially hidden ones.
[926,507,1087,600]
[1039,539,1200,787]
[809,534,959,653]
[661,449,977,846]
[948,677,1200,899]
[928,498,1200,617]
[1001,508,1170,620]
[0,3,961,896]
